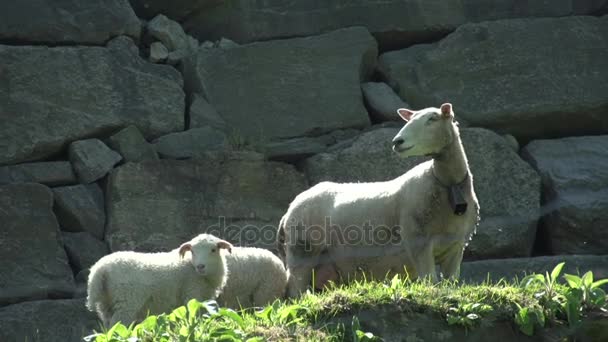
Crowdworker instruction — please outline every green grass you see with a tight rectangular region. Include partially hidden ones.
[86,266,608,342]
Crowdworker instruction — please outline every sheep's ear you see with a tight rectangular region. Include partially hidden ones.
[217,240,233,254]
[397,108,415,122]
[178,243,192,259]
[440,103,453,119]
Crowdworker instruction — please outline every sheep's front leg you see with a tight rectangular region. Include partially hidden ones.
[409,236,437,282]
[285,247,320,298]
[438,244,464,280]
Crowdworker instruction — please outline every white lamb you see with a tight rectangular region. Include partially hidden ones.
[278,103,480,297]
[217,246,288,309]
[86,233,233,326]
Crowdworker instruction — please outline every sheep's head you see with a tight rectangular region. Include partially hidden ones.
[391,103,455,158]
[179,234,232,277]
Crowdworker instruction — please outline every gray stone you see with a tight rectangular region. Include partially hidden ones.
[361,82,408,122]
[461,128,540,260]
[378,16,608,140]
[153,127,228,159]
[167,48,190,65]
[183,0,608,50]
[128,0,222,20]
[53,183,105,239]
[147,14,189,52]
[107,125,159,163]
[0,183,75,306]
[302,126,540,259]
[182,27,376,142]
[69,139,122,183]
[264,137,327,162]
[0,161,76,186]
[0,36,185,166]
[189,94,226,130]
[62,232,109,274]
[461,255,608,285]
[0,299,100,342]
[521,135,608,255]
[105,155,308,252]
[0,0,140,45]
[149,41,169,63]
[216,37,239,49]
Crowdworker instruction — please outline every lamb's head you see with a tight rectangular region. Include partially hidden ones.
[178,234,232,277]
[391,103,456,158]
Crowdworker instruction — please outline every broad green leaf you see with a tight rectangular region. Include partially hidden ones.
[563,274,582,289]
[521,274,545,288]
[592,279,608,289]
[187,299,201,317]
[589,288,606,306]
[582,271,594,288]
[551,262,566,282]
[466,313,480,320]
[218,308,245,328]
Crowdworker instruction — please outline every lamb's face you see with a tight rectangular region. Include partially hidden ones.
[392,103,455,158]
[179,235,232,277]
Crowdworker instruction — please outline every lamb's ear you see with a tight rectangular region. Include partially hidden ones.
[178,243,192,259]
[217,240,233,254]
[440,103,453,119]
[397,108,415,122]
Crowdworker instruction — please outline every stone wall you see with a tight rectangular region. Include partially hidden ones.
[0,1,607,340]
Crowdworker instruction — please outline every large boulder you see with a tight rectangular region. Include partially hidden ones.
[0,0,140,45]
[52,184,106,239]
[302,126,540,259]
[182,27,376,142]
[182,0,608,49]
[0,299,100,342]
[0,161,76,186]
[378,16,608,140]
[62,232,110,275]
[105,153,308,252]
[0,36,185,166]
[107,125,159,163]
[522,135,608,255]
[0,183,75,306]
[153,127,228,159]
[461,255,608,284]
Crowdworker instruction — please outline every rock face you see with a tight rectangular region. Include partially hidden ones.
[62,232,109,275]
[0,161,76,186]
[183,27,376,142]
[153,127,228,159]
[0,36,185,166]
[0,0,141,45]
[53,184,106,239]
[183,0,608,49]
[188,94,226,130]
[378,16,608,140]
[0,183,74,306]
[461,255,608,284]
[105,154,308,252]
[522,135,608,255]
[69,139,122,183]
[0,299,100,342]
[302,127,540,259]
[107,125,159,163]
[128,0,222,20]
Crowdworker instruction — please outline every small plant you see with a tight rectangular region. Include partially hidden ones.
[561,270,608,327]
[445,302,493,331]
[520,262,566,321]
[351,316,382,342]
[514,303,545,336]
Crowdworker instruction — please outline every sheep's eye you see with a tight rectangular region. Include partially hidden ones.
[211,248,216,253]
[427,115,439,123]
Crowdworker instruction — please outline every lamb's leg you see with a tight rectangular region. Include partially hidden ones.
[110,305,140,327]
[438,244,464,280]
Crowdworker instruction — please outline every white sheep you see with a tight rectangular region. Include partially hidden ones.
[86,233,233,326]
[217,246,288,309]
[278,103,480,297]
